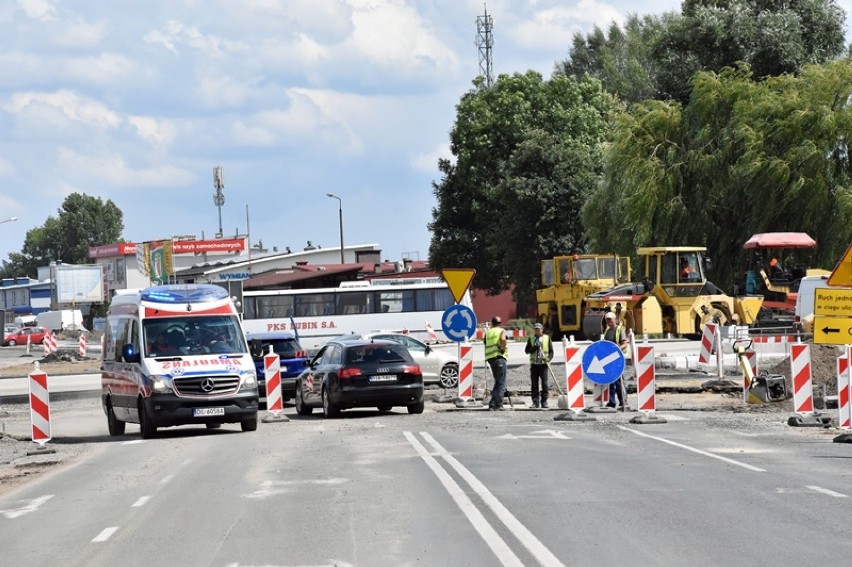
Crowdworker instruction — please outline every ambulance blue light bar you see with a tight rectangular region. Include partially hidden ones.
[141,284,230,304]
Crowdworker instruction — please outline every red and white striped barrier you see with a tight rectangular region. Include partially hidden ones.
[592,383,609,406]
[424,321,438,342]
[79,334,87,358]
[838,354,851,430]
[511,329,527,340]
[752,335,795,343]
[26,334,31,356]
[457,342,474,400]
[45,331,57,354]
[28,363,51,448]
[264,351,283,415]
[635,344,656,413]
[742,350,757,403]
[563,338,585,412]
[790,343,814,416]
[475,327,484,340]
[43,333,50,356]
[698,322,717,364]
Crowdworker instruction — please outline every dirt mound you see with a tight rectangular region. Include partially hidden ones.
[766,341,842,395]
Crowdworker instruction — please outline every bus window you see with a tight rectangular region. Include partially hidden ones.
[415,288,453,312]
[247,295,294,319]
[378,290,415,313]
[295,293,335,317]
[337,291,373,315]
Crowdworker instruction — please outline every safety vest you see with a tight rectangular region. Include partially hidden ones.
[604,325,623,346]
[528,334,551,365]
[484,327,506,360]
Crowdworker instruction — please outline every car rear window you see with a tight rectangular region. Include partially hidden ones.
[258,338,301,358]
[345,344,410,364]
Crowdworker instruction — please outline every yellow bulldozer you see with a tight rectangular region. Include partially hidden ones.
[536,253,632,341]
[578,247,764,340]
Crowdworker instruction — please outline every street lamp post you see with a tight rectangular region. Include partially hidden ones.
[0,216,18,225]
[326,193,344,263]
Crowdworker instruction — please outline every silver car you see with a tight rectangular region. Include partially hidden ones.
[357,332,459,389]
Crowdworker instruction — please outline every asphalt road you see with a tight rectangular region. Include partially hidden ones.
[0,400,850,567]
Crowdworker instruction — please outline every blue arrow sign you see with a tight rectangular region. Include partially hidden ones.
[441,304,477,343]
[581,340,625,385]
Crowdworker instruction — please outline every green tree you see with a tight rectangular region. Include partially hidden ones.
[585,60,852,290]
[0,193,124,278]
[429,71,617,310]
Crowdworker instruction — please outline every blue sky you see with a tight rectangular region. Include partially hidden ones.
[1,0,850,267]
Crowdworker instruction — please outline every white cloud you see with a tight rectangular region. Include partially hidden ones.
[512,0,624,50]
[54,17,107,47]
[410,143,452,173]
[143,20,248,58]
[16,0,56,21]
[127,116,177,147]
[4,90,122,130]
[63,53,136,85]
[57,147,194,187]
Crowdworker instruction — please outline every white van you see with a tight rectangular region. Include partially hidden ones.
[101,284,259,438]
[795,275,829,332]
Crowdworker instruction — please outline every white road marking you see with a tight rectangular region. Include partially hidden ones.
[91,526,118,543]
[416,431,565,567]
[497,429,571,440]
[131,496,150,507]
[159,474,174,485]
[0,494,54,519]
[121,440,145,445]
[806,485,848,498]
[244,478,349,500]
[618,426,766,472]
[403,432,525,567]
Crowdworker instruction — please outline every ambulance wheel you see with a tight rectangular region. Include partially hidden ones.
[138,399,157,439]
[106,398,125,436]
[241,417,258,432]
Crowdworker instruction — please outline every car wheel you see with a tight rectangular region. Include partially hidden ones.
[377,405,393,412]
[295,386,313,416]
[241,417,258,432]
[138,399,157,439]
[322,387,340,418]
[206,423,222,429]
[407,400,425,414]
[439,363,459,389]
[106,397,126,436]
[8,339,16,346]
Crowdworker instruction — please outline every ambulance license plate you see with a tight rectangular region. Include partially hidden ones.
[194,407,225,417]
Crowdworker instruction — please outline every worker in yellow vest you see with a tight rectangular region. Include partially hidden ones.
[524,322,554,408]
[484,316,508,410]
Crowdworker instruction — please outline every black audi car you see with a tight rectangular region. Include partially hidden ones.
[293,338,424,417]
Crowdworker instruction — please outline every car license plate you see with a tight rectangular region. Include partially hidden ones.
[369,374,397,382]
[193,407,225,417]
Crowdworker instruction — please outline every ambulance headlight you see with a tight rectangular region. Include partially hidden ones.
[151,375,172,393]
[240,372,258,391]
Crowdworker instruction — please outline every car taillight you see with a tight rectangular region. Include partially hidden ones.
[338,367,363,379]
[404,365,422,376]
[297,350,307,357]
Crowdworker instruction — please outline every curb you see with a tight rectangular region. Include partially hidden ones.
[1,389,101,406]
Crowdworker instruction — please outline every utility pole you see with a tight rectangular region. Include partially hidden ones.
[476,4,494,88]
[213,166,225,238]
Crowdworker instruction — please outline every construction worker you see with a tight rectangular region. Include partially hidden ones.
[603,312,628,410]
[524,322,554,408]
[484,316,508,410]
[679,257,696,281]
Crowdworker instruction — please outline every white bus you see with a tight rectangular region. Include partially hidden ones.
[241,277,471,348]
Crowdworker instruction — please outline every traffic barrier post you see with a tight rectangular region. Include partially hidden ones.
[261,347,289,423]
[630,338,666,424]
[28,362,55,454]
[79,334,87,358]
[742,350,757,404]
[43,333,50,357]
[788,342,830,427]
[454,342,479,408]
[424,320,438,342]
[698,322,717,364]
[834,347,852,443]
[554,337,594,422]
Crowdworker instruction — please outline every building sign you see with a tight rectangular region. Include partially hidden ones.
[217,273,251,281]
[89,238,245,259]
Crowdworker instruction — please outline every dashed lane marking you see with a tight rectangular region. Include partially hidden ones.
[91,526,118,543]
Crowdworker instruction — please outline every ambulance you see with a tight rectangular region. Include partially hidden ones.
[101,284,259,439]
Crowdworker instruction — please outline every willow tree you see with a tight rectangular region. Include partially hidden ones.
[585,60,852,290]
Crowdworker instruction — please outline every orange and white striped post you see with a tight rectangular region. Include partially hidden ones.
[79,334,87,358]
[837,353,850,430]
[742,350,757,403]
[790,343,814,417]
[50,331,58,354]
[261,347,288,423]
[629,338,667,424]
[457,342,474,400]
[555,337,595,421]
[26,334,31,356]
[424,320,438,342]
[698,322,717,364]
[28,362,53,451]
[43,333,50,357]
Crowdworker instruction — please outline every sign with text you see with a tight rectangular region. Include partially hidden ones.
[815,288,852,317]
[813,316,852,345]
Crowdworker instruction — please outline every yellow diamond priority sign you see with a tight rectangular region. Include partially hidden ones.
[441,268,476,304]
